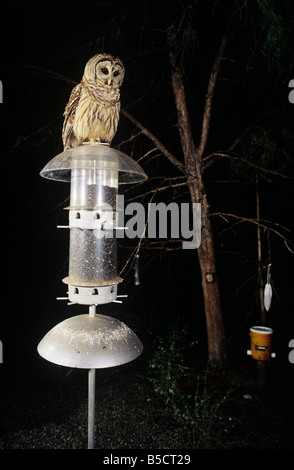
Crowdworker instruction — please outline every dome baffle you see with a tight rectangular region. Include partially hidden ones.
[37,314,143,369]
[39,143,148,184]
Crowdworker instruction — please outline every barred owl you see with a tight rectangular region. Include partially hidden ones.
[62,53,125,150]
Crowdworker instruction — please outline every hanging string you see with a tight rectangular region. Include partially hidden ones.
[264,230,272,312]
[266,263,271,285]
[266,229,272,269]
[134,250,140,286]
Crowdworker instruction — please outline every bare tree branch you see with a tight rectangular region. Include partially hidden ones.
[22,64,78,85]
[198,34,227,159]
[167,26,198,170]
[210,211,294,253]
[203,151,294,180]
[121,109,186,173]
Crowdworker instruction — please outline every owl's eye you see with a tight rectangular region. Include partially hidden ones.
[113,70,120,77]
[101,67,109,75]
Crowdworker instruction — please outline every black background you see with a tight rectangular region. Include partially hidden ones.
[1,0,294,448]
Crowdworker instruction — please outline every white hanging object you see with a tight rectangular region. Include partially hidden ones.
[134,253,140,286]
[263,264,272,311]
[264,283,272,311]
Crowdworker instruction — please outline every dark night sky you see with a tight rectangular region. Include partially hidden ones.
[1,0,294,389]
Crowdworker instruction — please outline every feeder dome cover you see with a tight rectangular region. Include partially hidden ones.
[37,314,143,369]
[40,143,147,183]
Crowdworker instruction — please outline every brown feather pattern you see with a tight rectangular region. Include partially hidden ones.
[62,53,124,150]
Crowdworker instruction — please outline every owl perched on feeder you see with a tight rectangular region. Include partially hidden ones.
[62,53,125,150]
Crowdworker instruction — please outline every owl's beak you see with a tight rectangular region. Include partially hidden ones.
[107,77,112,86]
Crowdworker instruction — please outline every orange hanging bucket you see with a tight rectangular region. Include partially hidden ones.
[250,326,273,361]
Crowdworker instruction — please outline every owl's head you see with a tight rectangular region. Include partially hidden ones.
[83,53,125,87]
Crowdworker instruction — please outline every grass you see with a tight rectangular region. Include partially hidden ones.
[136,322,235,448]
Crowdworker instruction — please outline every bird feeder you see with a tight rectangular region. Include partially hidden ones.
[37,142,147,448]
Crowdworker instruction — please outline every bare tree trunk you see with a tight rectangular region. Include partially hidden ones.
[189,178,227,368]
[167,27,227,369]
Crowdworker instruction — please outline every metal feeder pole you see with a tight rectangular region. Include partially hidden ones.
[88,304,96,449]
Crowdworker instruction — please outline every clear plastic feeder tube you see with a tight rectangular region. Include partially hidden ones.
[68,166,118,285]
[63,153,121,303]
[40,143,147,305]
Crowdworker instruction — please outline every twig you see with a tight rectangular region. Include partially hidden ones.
[137,148,161,164]
[22,64,78,85]
[121,109,185,173]
[198,34,227,158]
[203,151,294,180]
[210,211,294,253]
